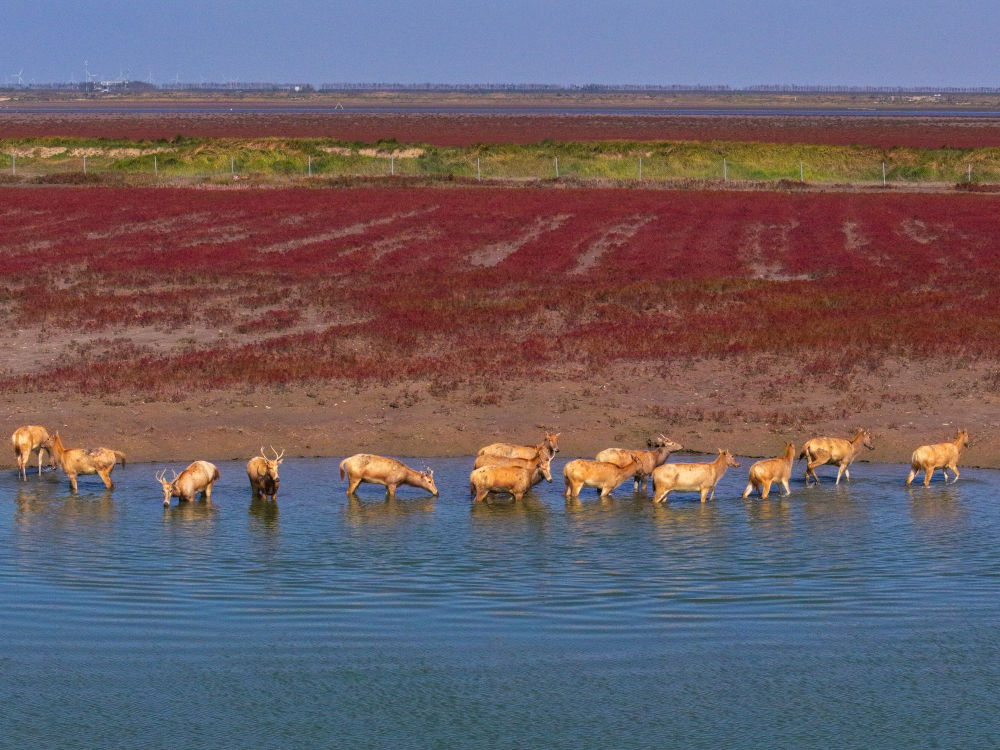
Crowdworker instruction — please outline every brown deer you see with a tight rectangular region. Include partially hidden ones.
[470,459,552,503]
[906,429,970,487]
[340,454,438,499]
[477,432,560,461]
[247,446,284,500]
[743,442,796,500]
[42,432,126,493]
[563,456,643,500]
[157,461,221,506]
[12,425,53,480]
[596,434,683,492]
[801,429,874,485]
[652,449,741,504]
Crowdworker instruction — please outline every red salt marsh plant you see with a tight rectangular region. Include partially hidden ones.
[2,185,1000,395]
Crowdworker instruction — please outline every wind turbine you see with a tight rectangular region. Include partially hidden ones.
[12,69,24,86]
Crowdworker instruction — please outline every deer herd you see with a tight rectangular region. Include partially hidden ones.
[7,424,973,505]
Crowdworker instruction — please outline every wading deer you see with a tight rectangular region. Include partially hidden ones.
[477,432,560,461]
[801,429,874,485]
[906,429,970,487]
[12,425,52,481]
[596,434,683,492]
[247,446,284,500]
[652,449,740,504]
[563,456,643,500]
[42,432,125,493]
[156,461,221,506]
[470,458,552,503]
[340,454,438,499]
[743,442,796,500]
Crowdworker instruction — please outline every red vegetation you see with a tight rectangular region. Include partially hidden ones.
[3,110,1000,148]
[3,184,1000,395]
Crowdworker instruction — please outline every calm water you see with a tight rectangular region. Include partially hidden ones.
[2,456,999,749]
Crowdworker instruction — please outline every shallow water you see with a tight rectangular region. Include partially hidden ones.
[2,456,999,749]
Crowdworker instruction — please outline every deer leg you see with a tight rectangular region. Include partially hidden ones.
[204,483,213,502]
[37,450,45,476]
[950,465,960,483]
[652,489,669,504]
[69,474,78,493]
[781,478,791,496]
[905,468,917,486]
[386,484,396,500]
[346,477,362,495]
[98,469,113,490]
[742,482,754,499]
[835,465,846,484]
[17,454,26,481]
[761,480,772,500]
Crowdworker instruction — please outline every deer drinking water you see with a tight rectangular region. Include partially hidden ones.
[339,454,438,499]
[156,461,221,507]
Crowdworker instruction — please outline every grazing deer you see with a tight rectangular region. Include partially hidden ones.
[470,458,552,503]
[652,449,741,504]
[563,456,643,500]
[477,432,560,461]
[906,429,970,487]
[12,425,53,481]
[801,429,874,485]
[156,461,221,506]
[340,454,438,499]
[743,443,796,500]
[596,434,683,492]
[42,432,125,493]
[247,446,284,500]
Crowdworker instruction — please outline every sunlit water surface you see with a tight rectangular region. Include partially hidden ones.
[2,457,999,749]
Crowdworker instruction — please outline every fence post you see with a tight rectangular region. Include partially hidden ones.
[882,161,886,186]
[639,157,642,180]
[723,158,727,181]
[308,155,312,177]
[968,163,972,183]
[477,157,481,181]
[555,157,559,178]
[800,162,804,181]
[230,157,235,176]
[11,154,14,176]
[154,154,158,176]
[391,154,395,175]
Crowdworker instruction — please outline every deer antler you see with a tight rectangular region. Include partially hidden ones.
[155,469,165,483]
[270,445,285,461]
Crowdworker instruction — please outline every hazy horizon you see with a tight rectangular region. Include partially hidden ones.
[5,1,999,89]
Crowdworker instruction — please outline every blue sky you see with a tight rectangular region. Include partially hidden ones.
[6,0,998,87]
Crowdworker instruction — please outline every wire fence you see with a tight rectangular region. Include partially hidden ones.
[2,149,996,187]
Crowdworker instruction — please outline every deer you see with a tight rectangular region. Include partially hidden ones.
[743,442,796,500]
[470,458,552,503]
[41,432,125,493]
[906,429,970,487]
[477,432,560,461]
[651,449,741,504]
[12,425,53,481]
[563,455,643,500]
[247,446,284,501]
[156,461,221,507]
[339,454,438,499]
[596,434,684,492]
[801,428,874,485]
